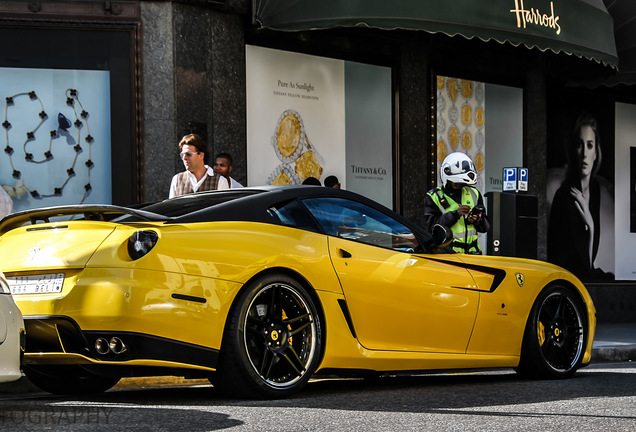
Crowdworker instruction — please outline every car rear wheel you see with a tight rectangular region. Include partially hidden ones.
[215,273,322,398]
[515,285,587,379]
[24,365,120,395]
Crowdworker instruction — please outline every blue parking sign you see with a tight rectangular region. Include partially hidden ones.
[518,168,528,191]
[502,167,529,192]
[503,167,517,191]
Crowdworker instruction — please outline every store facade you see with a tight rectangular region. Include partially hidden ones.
[1,1,634,318]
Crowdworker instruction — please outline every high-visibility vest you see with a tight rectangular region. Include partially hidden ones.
[427,186,481,254]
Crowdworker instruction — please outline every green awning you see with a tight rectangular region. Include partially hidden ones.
[253,0,618,68]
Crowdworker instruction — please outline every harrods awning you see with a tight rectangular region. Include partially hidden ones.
[252,0,618,69]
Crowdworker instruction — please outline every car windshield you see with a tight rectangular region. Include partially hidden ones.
[114,190,263,221]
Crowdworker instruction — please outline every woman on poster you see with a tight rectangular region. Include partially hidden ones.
[548,112,613,280]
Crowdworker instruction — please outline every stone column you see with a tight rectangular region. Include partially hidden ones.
[141,1,177,201]
[397,34,431,226]
[141,1,246,201]
[525,62,549,261]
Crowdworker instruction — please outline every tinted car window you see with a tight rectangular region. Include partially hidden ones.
[266,200,320,233]
[302,197,420,252]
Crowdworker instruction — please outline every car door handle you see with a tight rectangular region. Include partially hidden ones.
[338,248,352,258]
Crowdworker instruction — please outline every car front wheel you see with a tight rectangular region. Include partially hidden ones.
[515,284,587,379]
[215,273,323,398]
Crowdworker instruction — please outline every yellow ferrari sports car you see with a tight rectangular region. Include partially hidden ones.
[0,186,595,398]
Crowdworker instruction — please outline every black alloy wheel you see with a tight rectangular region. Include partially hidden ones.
[215,273,322,398]
[516,285,587,379]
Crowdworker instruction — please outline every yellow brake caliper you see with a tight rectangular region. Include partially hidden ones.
[283,310,292,344]
[538,321,546,346]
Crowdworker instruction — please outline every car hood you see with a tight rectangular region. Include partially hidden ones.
[0,221,116,272]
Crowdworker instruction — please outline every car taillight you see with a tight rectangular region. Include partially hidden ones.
[127,230,158,260]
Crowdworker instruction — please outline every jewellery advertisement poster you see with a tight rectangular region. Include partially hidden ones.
[435,75,524,195]
[1,67,112,213]
[245,45,393,208]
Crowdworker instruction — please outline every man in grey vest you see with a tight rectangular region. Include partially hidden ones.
[169,134,230,198]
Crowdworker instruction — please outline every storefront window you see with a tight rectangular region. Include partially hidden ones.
[435,75,524,254]
[546,90,617,281]
[435,76,523,192]
[245,45,393,208]
[1,67,111,212]
[0,24,140,213]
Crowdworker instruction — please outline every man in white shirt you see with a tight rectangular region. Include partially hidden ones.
[213,152,243,188]
[169,134,230,198]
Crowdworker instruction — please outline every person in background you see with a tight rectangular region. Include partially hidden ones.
[213,152,243,188]
[548,112,613,280]
[169,134,229,198]
[423,152,490,254]
[302,177,321,186]
[324,175,341,189]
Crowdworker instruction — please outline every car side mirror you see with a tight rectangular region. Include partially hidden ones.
[431,224,453,250]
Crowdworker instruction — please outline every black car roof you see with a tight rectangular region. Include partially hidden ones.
[0,186,392,230]
[156,185,399,225]
[158,186,437,249]
[0,185,437,249]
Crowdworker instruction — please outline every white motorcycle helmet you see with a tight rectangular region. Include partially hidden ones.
[440,152,477,186]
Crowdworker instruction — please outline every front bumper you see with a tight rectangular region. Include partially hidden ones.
[0,294,25,383]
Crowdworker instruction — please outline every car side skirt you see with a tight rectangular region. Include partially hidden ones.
[317,348,520,372]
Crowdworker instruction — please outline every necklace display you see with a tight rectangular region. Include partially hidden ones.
[2,88,94,203]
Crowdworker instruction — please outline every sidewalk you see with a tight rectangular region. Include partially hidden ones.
[591,322,636,362]
[1,323,634,395]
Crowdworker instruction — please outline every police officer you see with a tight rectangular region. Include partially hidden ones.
[423,152,490,254]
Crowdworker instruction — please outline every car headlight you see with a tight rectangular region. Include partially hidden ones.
[127,230,158,260]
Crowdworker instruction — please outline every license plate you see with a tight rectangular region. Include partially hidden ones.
[7,273,65,295]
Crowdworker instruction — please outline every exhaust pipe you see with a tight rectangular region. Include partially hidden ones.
[95,337,110,355]
[109,337,128,355]
[95,337,128,355]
